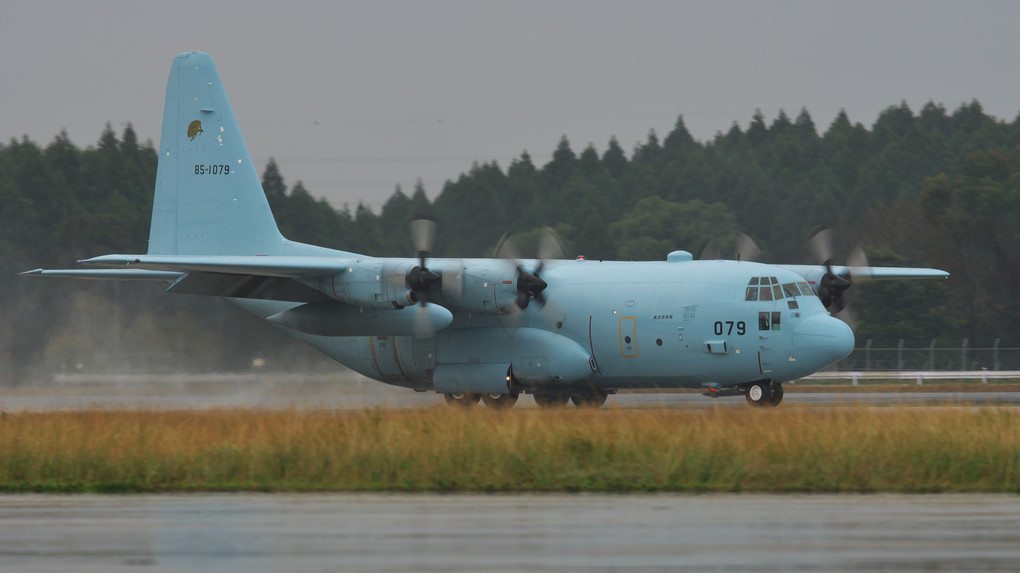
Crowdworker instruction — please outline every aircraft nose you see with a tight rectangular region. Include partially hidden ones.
[792,313,855,366]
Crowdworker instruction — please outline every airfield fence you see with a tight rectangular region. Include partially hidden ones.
[833,339,1020,372]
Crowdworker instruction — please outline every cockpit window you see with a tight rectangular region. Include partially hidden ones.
[745,276,796,302]
[798,282,815,296]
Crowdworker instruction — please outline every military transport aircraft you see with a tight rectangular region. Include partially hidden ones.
[22,52,949,408]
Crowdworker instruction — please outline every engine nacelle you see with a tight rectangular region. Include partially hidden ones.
[312,259,417,310]
[437,262,520,315]
[304,258,523,316]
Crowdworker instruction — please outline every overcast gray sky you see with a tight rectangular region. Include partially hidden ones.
[3,0,1019,211]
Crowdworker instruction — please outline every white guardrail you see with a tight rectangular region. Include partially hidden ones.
[801,371,1020,385]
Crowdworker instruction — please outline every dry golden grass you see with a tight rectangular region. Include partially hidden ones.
[1,405,1018,492]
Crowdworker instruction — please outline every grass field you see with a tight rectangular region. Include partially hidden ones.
[1,405,1018,493]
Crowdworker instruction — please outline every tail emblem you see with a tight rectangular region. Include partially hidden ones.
[187,120,204,141]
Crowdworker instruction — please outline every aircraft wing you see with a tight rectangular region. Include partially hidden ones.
[775,264,949,283]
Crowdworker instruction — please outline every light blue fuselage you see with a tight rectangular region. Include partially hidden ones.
[238,257,854,393]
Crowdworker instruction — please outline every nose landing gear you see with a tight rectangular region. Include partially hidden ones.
[745,380,784,407]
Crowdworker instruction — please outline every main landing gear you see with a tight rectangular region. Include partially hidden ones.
[443,392,480,407]
[443,387,610,409]
[532,388,609,409]
[744,380,784,407]
[443,392,520,409]
[481,392,518,409]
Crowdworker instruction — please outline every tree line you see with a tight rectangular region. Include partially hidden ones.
[2,100,1018,381]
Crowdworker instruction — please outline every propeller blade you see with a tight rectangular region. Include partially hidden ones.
[410,219,437,263]
[412,303,453,339]
[493,232,521,261]
[834,306,857,329]
[537,227,566,261]
[407,219,444,306]
[847,244,868,269]
[735,232,761,262]
[516,290,531,310]
[697,239,724,260]
[846,244,871,279]
[808,226,835,265]
[413,304,431,338]
[830,293,847,313]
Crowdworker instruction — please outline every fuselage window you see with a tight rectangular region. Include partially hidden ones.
[745,287,759,301]
[771,311,781,331]
[758,311,770,330]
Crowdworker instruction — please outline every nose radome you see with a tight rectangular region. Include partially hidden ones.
[793,313,855,365]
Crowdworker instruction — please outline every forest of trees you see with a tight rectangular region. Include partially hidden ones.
[2,100,1019,382]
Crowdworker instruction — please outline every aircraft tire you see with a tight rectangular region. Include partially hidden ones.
[533,393,569,408]
[481,392,519,409]
[744,381,773,407]
[767,383,784,407]
[444,392,481,407]
[569,389,608,408]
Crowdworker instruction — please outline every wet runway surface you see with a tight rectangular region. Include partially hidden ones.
[3,379,1018,571]
[1,493,1018,572]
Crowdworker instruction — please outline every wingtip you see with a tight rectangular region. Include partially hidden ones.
[18,268,43,276]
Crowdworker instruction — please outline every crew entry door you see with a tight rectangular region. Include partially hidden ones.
[620,317,638,357]
[747,276,783,375]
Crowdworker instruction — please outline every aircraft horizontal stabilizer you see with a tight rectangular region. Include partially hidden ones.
[19,268,182,281]
[77,254,355,279]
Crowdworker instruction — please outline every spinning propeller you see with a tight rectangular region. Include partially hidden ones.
[406,219,444,337]
[808,226,868,313]
[407,218,441,304]
[698,231,761,261]
[494,227,565,311]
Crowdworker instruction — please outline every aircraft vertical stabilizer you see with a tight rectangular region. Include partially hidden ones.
[148,52,286,256]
